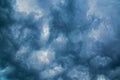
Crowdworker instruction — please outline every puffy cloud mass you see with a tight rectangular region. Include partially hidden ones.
[0,0,120,80]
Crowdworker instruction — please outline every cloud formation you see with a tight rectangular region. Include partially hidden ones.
[0,0,120,80]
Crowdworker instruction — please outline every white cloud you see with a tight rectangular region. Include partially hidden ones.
[88,28,101,41]
[15,0,43,20]
[34,49,55,64]
[36,50,51,63]
[96,75,110,80]
[55,34,67,43]
[41,22,50,41]
[40,64,63,79]
[67,66,91,80]
[27,48,55,70]
[50,33,68,51]
[88,21,115,43]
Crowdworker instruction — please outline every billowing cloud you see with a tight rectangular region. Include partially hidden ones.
[0,0,120,80]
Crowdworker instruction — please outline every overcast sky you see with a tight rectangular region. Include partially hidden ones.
[0,0,120,80]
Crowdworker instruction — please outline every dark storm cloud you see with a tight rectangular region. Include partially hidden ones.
[0,0,38,80]
[0,0,120,80]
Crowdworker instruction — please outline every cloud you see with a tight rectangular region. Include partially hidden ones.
[26,48,55,70]
[67,65,91,80]
[0,0,120,80]
[40,64,64,79]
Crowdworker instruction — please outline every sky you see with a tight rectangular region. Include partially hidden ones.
[0,0,120,80]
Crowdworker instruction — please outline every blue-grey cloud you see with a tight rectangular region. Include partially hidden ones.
[0,0,120,80]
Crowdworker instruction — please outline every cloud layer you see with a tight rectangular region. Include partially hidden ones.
[0,0,120,80]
